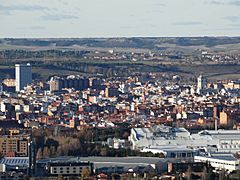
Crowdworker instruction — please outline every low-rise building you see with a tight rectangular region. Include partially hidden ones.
[141,146,196,159]
[194,153,240,172]
[107,138,128,149]
[36,157,93,177]
[0,157,29,174]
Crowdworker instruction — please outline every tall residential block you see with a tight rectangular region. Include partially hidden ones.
[49,75,89,92]
[197,75,206,94]
[15,63,32,91]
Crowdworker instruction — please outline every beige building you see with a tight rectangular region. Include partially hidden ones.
[220,111,228,125]
[0,135,30,157]
[220,110,240,127]
[223,82,240,89]
[48,161,92,176]
[2,79,16,87]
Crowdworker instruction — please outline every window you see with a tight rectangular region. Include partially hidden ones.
[170,153,176,158]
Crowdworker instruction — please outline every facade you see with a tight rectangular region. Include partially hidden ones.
[168,162,207,174]
[197,75,206,94]
[0,157,29,174]
[15,64,32,92]
[222,81,240,89]
[49,162,92,176]
[220,111,228,125]
[2,79,16,87]
[129,125,240,153]
[107,138,127,149]
[49,75,89,92]
[36,158,93,177]
[0,135,31,157]
[220,110,240,126]
[90,78,103,89]
[0,135,34,176]
[2,79,16,92]
[141,146,196,159]
[105,87,120,97]
[194,153,240,172]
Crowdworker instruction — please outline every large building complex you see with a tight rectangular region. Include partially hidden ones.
[49,75,89,92]
[129,125,240,153]
[15,64,32,92]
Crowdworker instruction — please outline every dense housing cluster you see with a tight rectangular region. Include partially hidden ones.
[0,63,239,179]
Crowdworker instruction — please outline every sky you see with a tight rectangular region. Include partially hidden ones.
[0,0,240,38]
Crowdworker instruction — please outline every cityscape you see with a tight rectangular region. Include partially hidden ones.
[0,0,240,180]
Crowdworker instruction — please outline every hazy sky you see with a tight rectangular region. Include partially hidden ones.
[0,0,240,37]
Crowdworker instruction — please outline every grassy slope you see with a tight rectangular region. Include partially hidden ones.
[1,63,239,81]
[0,37,240,81]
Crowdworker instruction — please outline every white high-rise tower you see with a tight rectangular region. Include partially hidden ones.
[197,75,206,94]
[15,63,32,91]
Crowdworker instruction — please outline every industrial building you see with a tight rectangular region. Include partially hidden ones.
[194,153,240,172]
[129,125,240,153]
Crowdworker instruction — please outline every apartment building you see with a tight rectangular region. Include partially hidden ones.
[0,135,31,157]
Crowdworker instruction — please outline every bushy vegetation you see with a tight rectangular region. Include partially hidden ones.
[33,127,162,159]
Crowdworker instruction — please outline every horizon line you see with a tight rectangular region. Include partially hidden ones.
[1,35,240,39]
